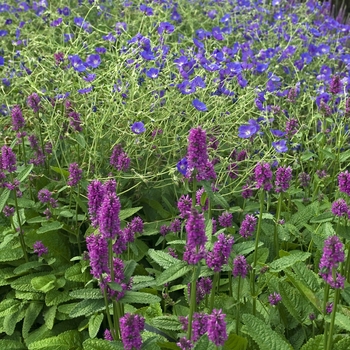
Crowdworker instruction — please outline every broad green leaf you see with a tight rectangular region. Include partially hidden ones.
[4,303,25,335]
[31,274,56,293]
[69,299,105,318]
[291,262,321,292]
[150,316,182,331]
[148,249,180,269]
[334,313,350,332]
[334,337,350,350]
[124,259,137,280]
[119,207,143,220]
[69,289,103,300]
[0,299,21,317]
[83,339,124,350]
[157,261,192,285]
[193,334,216,350]
[223,333,248,350]
[17,163,34,182]
[50,166,69,178]
[300,335,324,350]
[310,212,334,223]
[120,291,161,304]
[141,336,161,350]
[23,301,43,337]
[132,276,156,291]
[0,340,26,349]
[45,289,73,306]
[65,262,91,282]
[157,342,181,350]
[14,261,44,274]
[0,188,10,213]
[234,241,263,256]
[88,313,104,338]
[0,239,24,262]
[37,221,63,234]
[28,330,83,349]
[269,251,311,272]
[242,314,293,350]
[43,305,57,330]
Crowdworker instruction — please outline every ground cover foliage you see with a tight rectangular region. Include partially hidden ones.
[0,0,350,349]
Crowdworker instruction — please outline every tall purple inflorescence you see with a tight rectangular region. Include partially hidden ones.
[99,192,121,240]
[120,313,145,350]
[254,162,273,191]
[110,144,130,172]
[87,180,105,227]
[319,235,345,289]
[191,312,209,342]
[207,309,228,346]
[218,211,233,227]
[329,75,343,95]
[11,105,25,131]
[183,208,207,265]
[285,118,298,137]
[338,171,350,196]
[331,199,348,217]
[275,166,292,193]
[86,233,109,279]
[232,255,249,278]
[239,214,257,238]
[27,93,41,113]
[206,233,234,272]
[1,146,17,173]
[186,126,216,181]
[67,162,82,186]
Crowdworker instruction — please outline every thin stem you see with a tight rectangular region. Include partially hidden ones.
[209,272,219,313]
[326,288,340,350]
[236,276,241,335]
[274,193,282,259]
[187,266,198,340]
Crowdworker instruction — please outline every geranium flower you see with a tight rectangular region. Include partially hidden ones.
[131,122,145,134]
[272,139,288,153]
[192,98,207,111]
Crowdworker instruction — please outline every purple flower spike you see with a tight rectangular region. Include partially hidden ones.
[33,241,48,257]
[1,146,17,173]
[99,192,121,240]
[232,255,249,278]
[120,313,145,350]
[207,309,228,346]
[268,292,282,305]
[192,98,207,112]
[338,171,350,196]
[275,166,292,193]
[11,105,25,131]
[239,214,257,238]
[27,93,41,113]
[67,163,82,186]
[131,122,145,134]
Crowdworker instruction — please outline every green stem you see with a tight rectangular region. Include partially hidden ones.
[228,273,233,298]
[101,278,116,340]
[326,288,340,350]
[21,136,27,165]
[236,276,241,335]
[251,190,264,316]
[209,272,219,313]
[75,184,82,256]
[274,194,282,258]
[323,283,330,350]
[187,267,198,340]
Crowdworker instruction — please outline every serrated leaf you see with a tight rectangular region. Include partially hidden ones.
[27,216,48,223]
[193,334,216,350]
[334,312,350,332]
[124,259,137,280]
[120,291,161,304]
[132,276,156,291]
[291,262,320,292]
[269,251,311,272]
[58,210,74,218]
[157,261,192,285]
[88,313,104,338]
[0,188,10,213]
[65,262,90,282]
[300,334,324,350]
[119,207,143,220]
[28,330,83,349]
[0,239,24,262]
[69,289,103,300]
[334,337,350,350]
[223,333,248,350]
[43,305,57,330]
[0,299,21,317]
[202,181,229,209]
[69,299,105,318]
[150,316,182,331]
[83,339,124,350]
[23,301,43,338]
[14,261,44,275]
[310,212,334,223]
[45,289,73,306]
[148,249,180,269]
[37,221,63,234]
[4,303,25,335]
[0,340,26,349]
[234,241,263,256]
[242,314,293,350]
[51,166,69,178]
[31,274,56,293]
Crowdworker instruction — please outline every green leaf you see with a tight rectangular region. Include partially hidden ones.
[300,335,324,350]
[202,181,229,209]
[65,262,91,282]
[334,313,350,332]
[28,330,83,349]
[4,302,25,335]
[0,239,24,262]
[310,212,334,224]
[0,299,21,318]
[88,313,104,338]
[233,241,263,256]
[120,291,161,304]
[31,274,56,293]
[69,289,103,300]
[291,262,321,292]
[43,305,57,330]
[132,276,156,291]
[45,289,73,306]
[334,337,350,350]
[119,207,143,220]
[14,261,44,275]
[50,166,69,178]
[124,259,137,280]
[242,314,293,350]
[0,340,26,349]
[23,301,43,338]
[148,249,180,269]
[150,316,182,331]
[0,188,10,213]
[83,339,124,350]
[223,333,248,350]
[69,299,105,318]
[193,334,216,350]
[17,163,34,182]
[157,261,192,285]
[37,221,63,234]
[269,251,311,272]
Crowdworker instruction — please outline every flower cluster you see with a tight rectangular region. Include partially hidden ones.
[206,234,234,272]
[275,166,292,193]
[254,162,273,191]
[120,313,145,350]
[319,235,345,289]
[239,214,257,238]
[110,144,130,172]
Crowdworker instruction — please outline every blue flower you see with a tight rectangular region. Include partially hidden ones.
[238,124,257,138]
[270,129,286,137]
[177,158,188,175]
[272,139,288,153]
[0,56,4,66]
[131,122,145,134]
[78,86,93,94]
[192,98,207,112]
[146,68,159,79]
[86,54,101,69]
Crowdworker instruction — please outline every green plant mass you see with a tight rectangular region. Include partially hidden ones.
[0,0,350,349]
